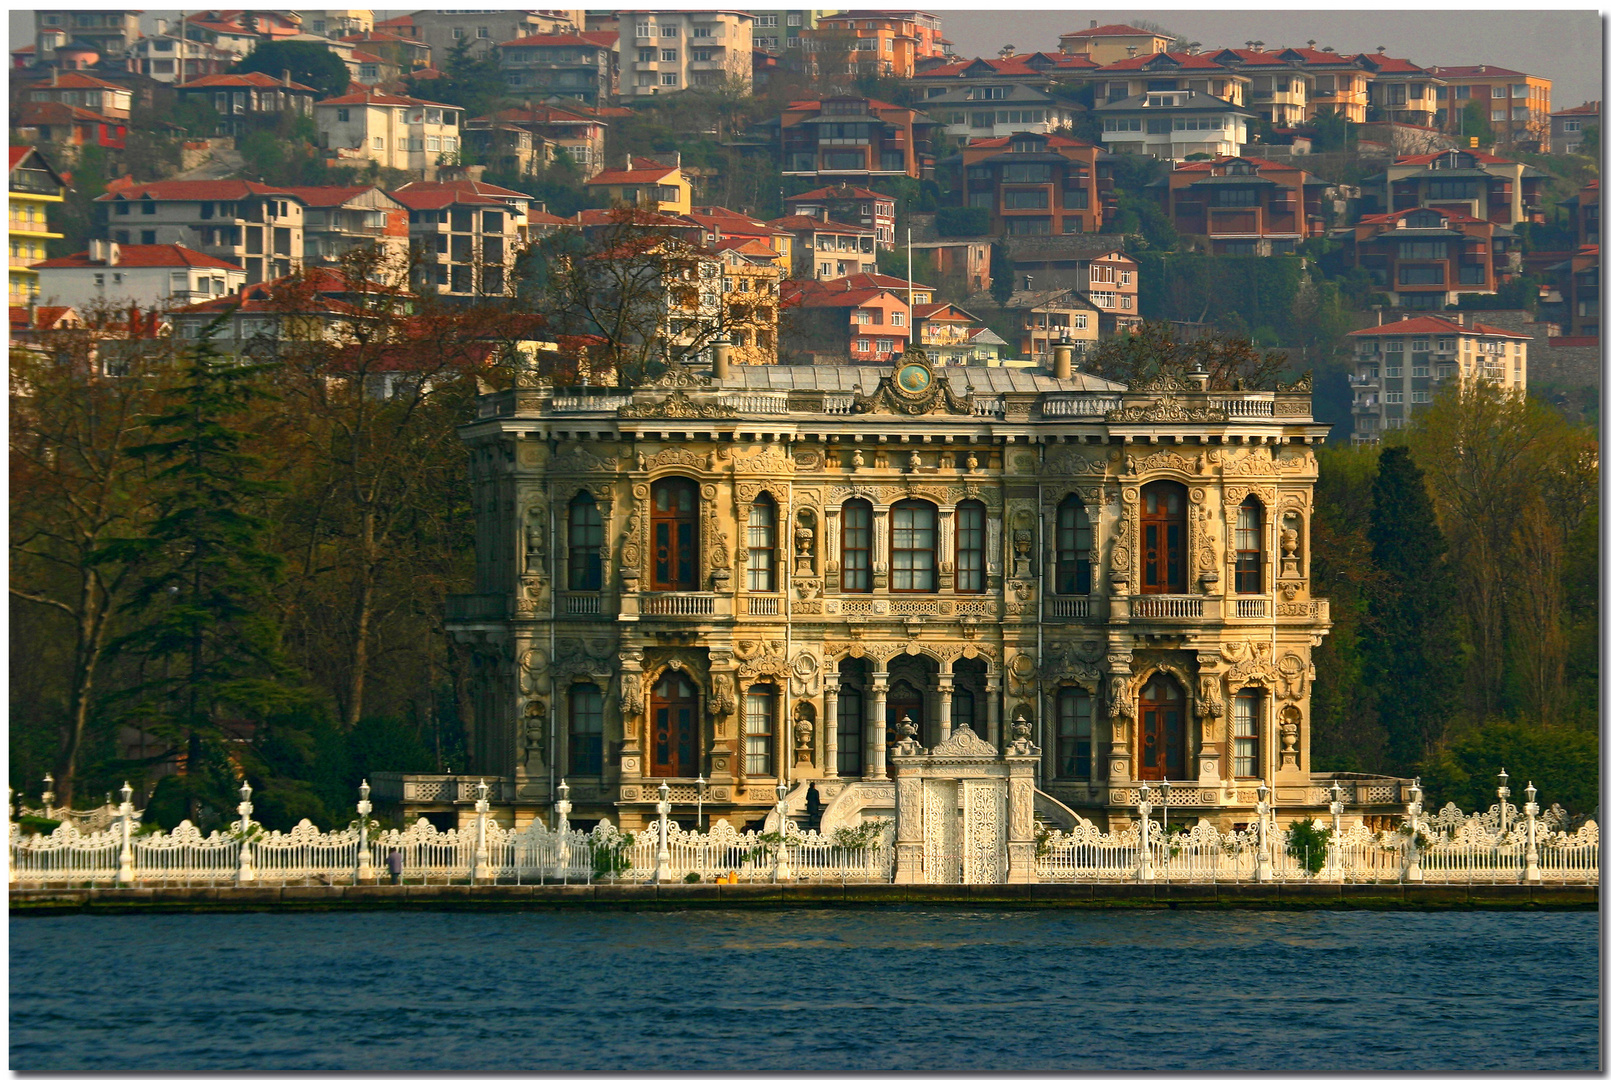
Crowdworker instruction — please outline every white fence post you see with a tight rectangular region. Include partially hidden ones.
[1321,780,1344,882]
[775,779,793,883]
[473,781,491,884]
[653,781,671,884]
[235,782,256,884]
[1523,782,1541,884]
[355,779,374,883]
[1135,782,1155,882]
[116,782,136,885]
[555,778,572,874]
[1254,784,1273,882]
[1403,778,1424,882]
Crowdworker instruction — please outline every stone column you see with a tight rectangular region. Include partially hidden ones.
[823,675,840,780]
[936,673,954,744]
[893,771,923,884]
[986,673,1002,752]
[1004,728,1040,884]
[869,671,889,780]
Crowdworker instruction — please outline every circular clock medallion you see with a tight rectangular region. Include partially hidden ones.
[896,362,931,394]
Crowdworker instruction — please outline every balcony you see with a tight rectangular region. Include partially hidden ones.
[747,595,781,616]
[1128,595,1204,619]
[1042,394,1123,417]
[1047,597,1093,618]
[640,592,719,617]
[1211,396,1274,418]
[563,593,602,616]
[1232,598,1269,618]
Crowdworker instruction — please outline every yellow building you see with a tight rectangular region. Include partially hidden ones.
[1430,65,1554,152]
[584,155,693,216]
[714,239,785,365]
[1058,22,1173,66]
[9,147,66,304]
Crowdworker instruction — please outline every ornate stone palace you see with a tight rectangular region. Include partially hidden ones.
[422,345,1372,835]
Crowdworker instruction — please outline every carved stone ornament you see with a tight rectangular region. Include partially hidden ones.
[617,389,738,419]
[522,700,546,766]
[1106,395,1230,424]
[550,446,618,474]
[929,725,999,759]
[852,351,974,416]
[645,362,711,389]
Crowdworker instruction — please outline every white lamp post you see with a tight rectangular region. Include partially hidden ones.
[1496,768,1511,834]
[555,778,572,876]
[1254,783,1273,882]
[1325,779,1345,881]
[236,780,255,884]
[356,779,374,883]
[117,781,137,885]
[775,778,792,882]
[472,779,491,884]
[41,773,54,817]
[1522,781,1541,884]
[1403,777,1423,883]
[1159,778,1170,882]
[695,773,707,831]
[1135,782,1155,881]
[653,780,671,883]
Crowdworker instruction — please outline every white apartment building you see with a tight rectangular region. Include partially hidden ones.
[314,91,465,179]
[1094,90,1254,161]
[410,10,584,63]
[33,241,247,311]
[95,180,307,285]
[619,10,753,96]
[1346,313,1529,444]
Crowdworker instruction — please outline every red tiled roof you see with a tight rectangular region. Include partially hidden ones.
[913,302,972,320]
[316,89,456,109]
[33,244,242,271]
[768,214,874,234]
[277,185,394,208]
[964,133,1098,150]
[406,67,447,79]
[1431,64,1534,80]
[1358,206,1484,226]
[350,50,387,64]
[789,285,903,308]
[12,43,35,55]
[571,208,693,228]
[784,97,908,113]
[10,305,76,331]
[1365,55,1429,73]
[472,105,598,126]
[711,237,779,257]
[388,189,505,210]
[1548,335,1599,346]
[179,71,317,92]
[586,157,683,185]
[1172,154,1302,173]
[1551,101,1600,117]
[26,72,127,92]
[95,179,292,202]
[917,53,1095,78]
[832,272,935,293]
[1098,51,1231,72]
[16,102,122,127]
[786,185,889,202]
[1348,315,1529,339]
[497,32,617,48]
[525,210,573,226]
[1394,148,1515,166]
[393,178,535,201]
[10,147,31,169]
[1062,23,1164,38]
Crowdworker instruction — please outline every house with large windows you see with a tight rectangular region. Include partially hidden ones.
[1345,205,1511,311]
[1094,90,1255,160]
[1429,65,1552,151]
[1155,155,1333,255]
[780,97,942,182]
[313,90,464,179]
[416,348,1347,837]
[954,132,1109,236]
[495,31,618,105]
[1359,147,1545,227]
[1346,313,1528,443]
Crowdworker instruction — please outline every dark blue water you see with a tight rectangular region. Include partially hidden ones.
[10,909,1599,1070]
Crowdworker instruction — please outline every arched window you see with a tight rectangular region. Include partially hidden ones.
[744,685,775,777]
[568,684,603,776]
[952,685,976,733]
[649,671,698,777]
[746,494,776,592]
[1056,687,1093,780]
[567,492,603,590]
[651,477,699,591]
[1055,494,1092,595]
[1233,690,1261,780]
[1140,481,1186,594]
[837,686,863,776]
[890,499,937,592]
[841,499,872,592]
[955,500,985,593]
[1137,673,1186,781]
[1235,497,1263,594]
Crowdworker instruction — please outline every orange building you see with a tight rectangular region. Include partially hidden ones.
[1349,205,1512,311]
[956,132,1108,236]
[1157,155,1332,255]
[808,10,944,79]
[780,97,941,182]
[1429,65,1553,151]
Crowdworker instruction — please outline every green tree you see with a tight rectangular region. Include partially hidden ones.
[989,242,1013,305]
[1364,446,1464,773]
[1310,109,1354,153]
[1575,124,1598,159]
[1420,721,1598,816]
[1457,100,1494,145]
[1080,320,1290,389]
[419,38,508,121]
[235,41,351,101]
[100,329,297,822]
[52,144,108,258]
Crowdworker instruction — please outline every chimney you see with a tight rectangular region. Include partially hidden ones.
[154,18,167,35]
[711,335,732,379]
[52,67,59,87]
[1477,64,1486,74]
[1090,20,1098,28]
[1400,313,1409,321]
[283,69,292,88]
[1051,336,1073,379]
[89,238,108,263]
[107,242,121,266]
[1023,274,1032,291]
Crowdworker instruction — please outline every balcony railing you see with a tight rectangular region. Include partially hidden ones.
[1234,598,1269,618]
[643,592,716,616]
[564,593,601,615]
[718,392,788,414]
[747,595,780,616]
[1042,395,1123,417]
[1211,396,1274,418]
[1131,595,1203,619]
[1047,597,1091,618]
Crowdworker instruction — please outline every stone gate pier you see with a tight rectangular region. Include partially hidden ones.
[890,720,1039,885]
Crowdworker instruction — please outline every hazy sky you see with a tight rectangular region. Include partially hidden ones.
[10,7,1603,110]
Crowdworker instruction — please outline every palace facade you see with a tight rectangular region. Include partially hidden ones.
[422,346,1354,835]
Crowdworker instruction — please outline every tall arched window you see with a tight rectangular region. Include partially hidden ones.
[955,500,985,593]
[1235,497,1263,594]
[890,499,937,592]
[568,684,603,776]
[837,686,863,776]
[744,685,775,777]
[650,671,698,777]
[747,494,776,592]
[567,492,603,590]
[1056,687,1093,780]
[651,477,699,591]
[1056,494,1092,595]
[1233,690,1261,780]
[841,499,872,592]
[1137,673,1186,781]
[1140,481,1187,594]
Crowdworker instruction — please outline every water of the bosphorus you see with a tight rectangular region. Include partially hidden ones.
[9,908,1599,1070]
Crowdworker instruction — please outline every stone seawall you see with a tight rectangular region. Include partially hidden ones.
[11,882,1597,915]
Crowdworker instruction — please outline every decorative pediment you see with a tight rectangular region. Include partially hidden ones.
[617,389,738,419]
[645,362,711,389]
[1105,396,1229,423]
[852,351,974,416]
[929,724,999,759]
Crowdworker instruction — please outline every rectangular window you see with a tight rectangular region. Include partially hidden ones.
[837,688,863,776]
[955,502,985,593]
[1398,265,1444,285]
[568,686,604,776]
[1411,390,1432,403]
[891,502,936,592]
[1058,689,1093,780]
[568,497,603,590]
[1235,500,1262,593]
[747,499,775,592]
[1002,190,1049,210]
[1234,692,1260,779]
[1491,110,1505,122]
[744,689,775,776]
[661,73,679,87]
[660,48,677,62]
[1458,264,1486,285]
[841,501,871,592]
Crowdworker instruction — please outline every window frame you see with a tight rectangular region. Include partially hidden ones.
[1234,497,1264,594]
[650,476,701,591]
[1057,686,1094,781]
[568,683,604,776]
[889,499,938,593]
[1055,494,1092,595]
[954,500,986,594]
[567,492,603,590]
[1139,480,1187,595]
[837,685,864,776]
[746,494,777,593]
[840,499,873,592]
[1233,690,1261,780]
[744,685,776,777]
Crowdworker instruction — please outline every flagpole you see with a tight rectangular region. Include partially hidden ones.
[906,225,913,350]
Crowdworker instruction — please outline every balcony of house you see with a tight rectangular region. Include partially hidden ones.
[1203,207,1264,236]
[9,217,64,238]
[1045,595,1106,619]
[370,773,517,805]
[621,592,730,619]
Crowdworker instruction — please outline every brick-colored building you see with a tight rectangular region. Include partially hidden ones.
[780,97,941,182]
[809,11,945,79]
[1156,155,1332,255]
[1429,64,1553,151]
[783,279,911,363]
[768,214,878,280]
[956,132,1108,236]
[784,184,897,249]
[1363,147,1546,227]
[1348,205,1512,311]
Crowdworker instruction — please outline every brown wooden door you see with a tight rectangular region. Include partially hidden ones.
[1140,481,1186,594]
[650,671,698,777]
[651,477,699,590]
[1138,675,1186,781]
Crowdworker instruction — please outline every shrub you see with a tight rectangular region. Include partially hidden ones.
[935,207,988,237]
[1285,817,1331,875]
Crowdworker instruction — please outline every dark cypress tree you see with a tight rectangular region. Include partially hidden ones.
[1365,446,1465,774]
[102,329,295,823]
[989,242,1014,306]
